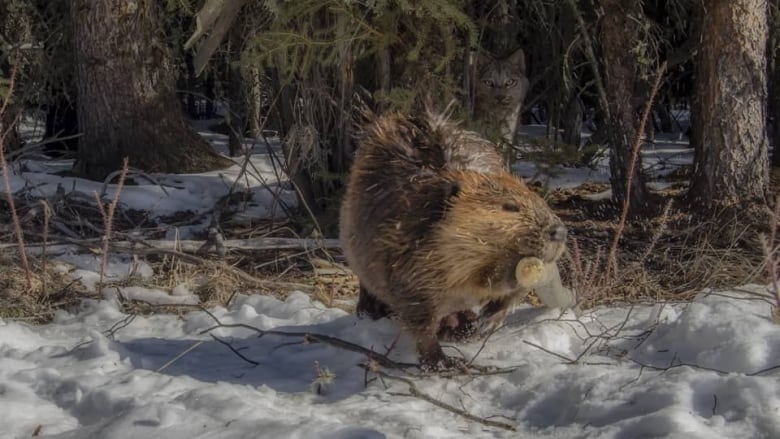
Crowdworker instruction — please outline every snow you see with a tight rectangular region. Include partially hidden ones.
[1,282,778,438]
[514,124,694,189]
[5,126,296,239]
[2,118,779,438]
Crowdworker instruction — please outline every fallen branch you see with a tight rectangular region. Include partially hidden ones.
[0,237,341,253]
[166,302,516,431]
[168,304,418,370]
[374,368,517,432]
[210,334,259,366]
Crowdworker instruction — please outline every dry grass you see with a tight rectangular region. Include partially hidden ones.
[554,186,776,308]
[1,178,775,321]
[0,250,92,323]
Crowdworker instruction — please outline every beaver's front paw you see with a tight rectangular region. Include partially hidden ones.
[437,310,479,341]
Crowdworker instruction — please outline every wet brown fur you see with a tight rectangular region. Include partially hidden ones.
[340,112,565,368]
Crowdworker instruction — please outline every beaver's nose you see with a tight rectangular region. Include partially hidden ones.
[548,225,568,242]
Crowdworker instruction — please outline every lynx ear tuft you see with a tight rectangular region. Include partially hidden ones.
[506,48,526,74]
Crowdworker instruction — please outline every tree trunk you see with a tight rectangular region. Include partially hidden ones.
[770,0,780,168]
[600,0,650,215]
[772,50,780,168]
[0,111,20,152]
[271,56,319,215]
[562,92,583,148]
[71,0,230,179]
[689,0,770,207]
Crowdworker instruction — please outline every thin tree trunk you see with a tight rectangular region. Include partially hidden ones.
[226,23,247,157]
[562,92,583,148]
[271,55,319,215]
[689,0,770,206]
[334,12,354,174]
[0,111,20,152]
[600,0,650,215]
[0,0,30,153]
[71,0,230,179]
[560,3,582,148]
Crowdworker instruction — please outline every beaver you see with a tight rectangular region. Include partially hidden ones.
[340,111,570,369]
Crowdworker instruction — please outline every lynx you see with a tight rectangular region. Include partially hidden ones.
[473,48,530,151]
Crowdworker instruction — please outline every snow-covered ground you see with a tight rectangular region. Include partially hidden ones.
[8,118,296,239]
[2,118,779,438]
[1,282,778,438]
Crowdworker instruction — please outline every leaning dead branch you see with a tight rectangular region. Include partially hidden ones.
[606,60,667,281]
[0,237,340,255]
[46,234,315,292]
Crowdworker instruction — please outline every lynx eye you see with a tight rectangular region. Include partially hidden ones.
[502,203,521,212]
[482,79,495,87]
[505,78,517,87]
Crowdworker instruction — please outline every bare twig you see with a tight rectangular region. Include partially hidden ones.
[173,304,417,370]
[210,334,260,366]
[103,314,136,340]
[765,195,780,310]
[0,65,32,288]
[523,340,576,363]
[93,157,129,291]
[606,60,667,281]
[564,0,610,119]
[370,368,517,431]
[40,199,52,295]
[156,340,206,373]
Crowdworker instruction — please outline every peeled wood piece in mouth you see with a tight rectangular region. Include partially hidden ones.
[514,257,546,289]
[515,257,578,310]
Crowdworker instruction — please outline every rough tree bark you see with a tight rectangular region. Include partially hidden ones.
[71,0,230,179]
[689,0,770,207]
[600,0,650,215]
[770,0,780,168]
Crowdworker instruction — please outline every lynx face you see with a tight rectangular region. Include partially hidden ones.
[474,48,530,142]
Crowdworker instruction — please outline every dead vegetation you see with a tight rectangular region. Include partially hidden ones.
[552,183,777,309]
[1,172,775,323]
[0,61,776,322]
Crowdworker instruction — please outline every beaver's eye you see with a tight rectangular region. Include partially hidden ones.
[502,203,520,212]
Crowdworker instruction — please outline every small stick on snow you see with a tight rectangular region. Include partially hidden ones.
[372,368,517,432]
[169,304,418,370]
[210,334,260,366]
[522,340,576,363]
[156,340,206,373]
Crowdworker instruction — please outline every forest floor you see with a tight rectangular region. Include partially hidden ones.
[0,119,778,438]
[4,122,775,319]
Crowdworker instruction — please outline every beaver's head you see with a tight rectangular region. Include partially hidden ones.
[428,171,567,291]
